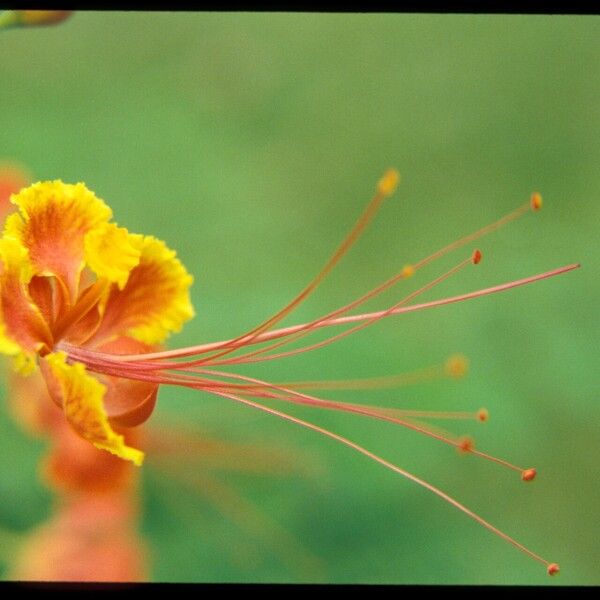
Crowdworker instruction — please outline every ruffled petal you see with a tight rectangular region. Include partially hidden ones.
[91,235,194,345]
[84,223,141,290]
[5,181,112,300]
[40,351,144,466]
[0,237,53,355]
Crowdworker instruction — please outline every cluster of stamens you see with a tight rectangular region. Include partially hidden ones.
[56,170,576,576]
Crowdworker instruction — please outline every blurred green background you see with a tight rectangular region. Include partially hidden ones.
[0,12,598,585]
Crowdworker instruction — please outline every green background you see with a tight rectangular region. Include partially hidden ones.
[0,12,598,585]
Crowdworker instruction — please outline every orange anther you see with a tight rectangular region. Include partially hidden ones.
[547,563,560,576]
[472,249,482,265]
[458,436,474,453]
[477,408,489,422]
[531,192,543,211]
[401,264,415,278]
[521,468,537,482]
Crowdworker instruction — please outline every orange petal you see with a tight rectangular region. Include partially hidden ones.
[40,351,144,466]
[5,181,112,300]
[94,336,160,428]
[0,237,53,355]
[91,235,194,345]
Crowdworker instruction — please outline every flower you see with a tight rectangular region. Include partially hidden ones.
[0,180,194,466]
[0,173,577,575]
[0,10,72,31]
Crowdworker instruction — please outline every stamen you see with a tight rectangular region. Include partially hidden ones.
[59,263,580,365]
[445,354,469,378]
[208,253,475,367]
[458,436,475,453]
[416,197,540,270]
[268,356,469,392]
[547,563,560,576]
[521,468,537,482]
[377,168,400,196]
[205,387,558,574]
[401,264,415,278]
[393,410,481,420]
[134,364,532,477]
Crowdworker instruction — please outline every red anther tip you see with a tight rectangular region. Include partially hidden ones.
[547,563,560,576]
[477,408,489,422]
[472,249,482,265]
[458,436,474,453]
[521,468,537,482]
[531,192,543,211]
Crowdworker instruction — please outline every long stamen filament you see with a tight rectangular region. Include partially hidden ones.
[205,388,558,574]
[199,198,540,366]
[59,263,579,366]
[191,367,530,474]
[192,356,464,392]
[206,253,476,367]
[63,251,473,372]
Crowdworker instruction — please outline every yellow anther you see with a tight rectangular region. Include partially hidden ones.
[445,354,469,378]
[531,192,543,211]
[377,169,400,197]
[401,264,415,279]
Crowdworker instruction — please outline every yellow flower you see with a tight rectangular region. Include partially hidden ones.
[0,173,575,575]
[0,181,194,465]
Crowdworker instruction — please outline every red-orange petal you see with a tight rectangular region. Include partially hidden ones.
[91,336,160,428]
[0,238,53,355]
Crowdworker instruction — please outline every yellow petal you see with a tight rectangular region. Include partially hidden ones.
[84,223,141,290]
[5,181,113,299]
[92,235,194,345]
[42,352,144,466]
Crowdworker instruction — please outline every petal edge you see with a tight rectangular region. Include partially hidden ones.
[42,352,144,466]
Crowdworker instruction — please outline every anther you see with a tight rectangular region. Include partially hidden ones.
[458,436,474,453]
[401,264,415,278]
[531,192,543,211]
[477,408,489,422]
[472,249,482,265]
[547,563,560,576]
[377,168,400,197]
[521,468,537,482]
[445,354,469,378]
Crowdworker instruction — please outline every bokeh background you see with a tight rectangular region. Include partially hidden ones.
[0,12,598,585]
